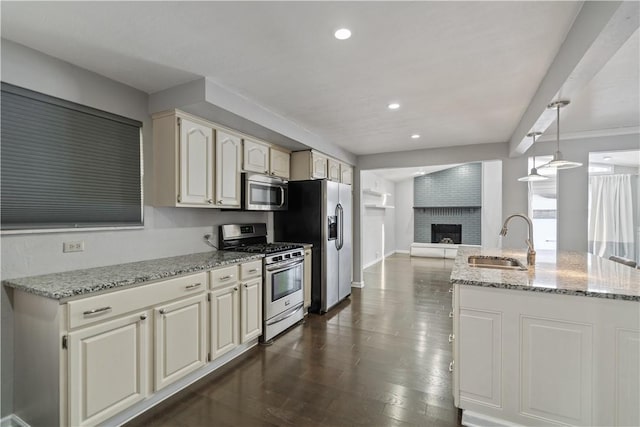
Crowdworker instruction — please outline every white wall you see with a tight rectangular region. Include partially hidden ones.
[481,160,503,248]
[394,179,414,253]
[0,40,271,417]
[361,171,396,268]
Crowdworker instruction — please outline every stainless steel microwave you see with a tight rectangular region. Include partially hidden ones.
[242,173,288,211]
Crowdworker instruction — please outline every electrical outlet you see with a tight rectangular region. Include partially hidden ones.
[63,241,84,253]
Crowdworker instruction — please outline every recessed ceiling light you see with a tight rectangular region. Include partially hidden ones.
[388,103,400,110]
[415,171,426,176]
[603,156,612,161]
[411,134,420,139]
[334,28,351,40]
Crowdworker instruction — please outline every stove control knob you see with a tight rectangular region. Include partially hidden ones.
[285,254,291,259]
[274,256,282,262]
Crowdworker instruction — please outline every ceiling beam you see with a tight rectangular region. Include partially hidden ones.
[508,1,640,157]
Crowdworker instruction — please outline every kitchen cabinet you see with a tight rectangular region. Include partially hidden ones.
[210,260,262,359]
[210,284,240,360]
[340,163,353,185]
[290,150,352,184]
[153,110,239,209]
[215,130,241,207]
[270,147,291,179]
[241,277,262,342]
[453,284,639,427]
[328,158,341,182]
[303,248,312,311]
[68,310,149,426]
[243,138,270,174]
[243,138,291,179]
[154,293,207,391]
[178,117,214,206]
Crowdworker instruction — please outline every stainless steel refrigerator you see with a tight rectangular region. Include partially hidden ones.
[274,179,352,313]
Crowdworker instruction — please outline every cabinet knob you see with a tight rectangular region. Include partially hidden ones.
[140,314,147,321]
[159,309,166,315]
[244,284,248,288]
[207,199,213,204]
[234,287,238,291]
[449,361,454,372]
[448,334,455,343]
[449,311,454,318]
[218,200,223,204]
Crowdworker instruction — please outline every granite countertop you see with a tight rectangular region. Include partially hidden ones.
[2,251,263,301]
[451,246,640,301]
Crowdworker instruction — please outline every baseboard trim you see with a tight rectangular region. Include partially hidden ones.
[363,257,384,269]
[0,414,30,427]
[461,410,523,427]
[395,250,410,254]
[351,281,365,288]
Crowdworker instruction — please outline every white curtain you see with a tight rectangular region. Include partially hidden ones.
[588,174,635,259]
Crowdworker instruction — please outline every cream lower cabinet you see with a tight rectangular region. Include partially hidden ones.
[454,285,640,427]
[68,310,150,426]
[154,294,207,391]
[210,284,240,360]
[241,278,262,342]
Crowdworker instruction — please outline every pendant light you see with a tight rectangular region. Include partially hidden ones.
[539,100,582,170]
[518,132,549,182]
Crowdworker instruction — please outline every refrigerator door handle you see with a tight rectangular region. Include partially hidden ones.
[337,203,344,250]
[334,204,340,249]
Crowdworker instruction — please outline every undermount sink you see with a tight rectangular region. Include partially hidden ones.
[468,255,527,271]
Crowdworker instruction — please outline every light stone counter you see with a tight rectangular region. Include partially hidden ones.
[2,251,263,300]
[450,246,640,301]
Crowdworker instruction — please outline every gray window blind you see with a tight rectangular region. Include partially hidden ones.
[1,83,143,230]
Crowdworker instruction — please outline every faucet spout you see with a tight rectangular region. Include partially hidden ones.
[499,213,536,265]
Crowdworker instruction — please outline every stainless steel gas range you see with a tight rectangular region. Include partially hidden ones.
[219,223,305,343]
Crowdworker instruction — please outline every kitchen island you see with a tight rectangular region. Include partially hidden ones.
[450,246,639,427]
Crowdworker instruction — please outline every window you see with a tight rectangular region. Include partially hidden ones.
[1,83,143,231]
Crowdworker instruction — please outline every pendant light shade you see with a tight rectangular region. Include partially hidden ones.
[518,132,549,182]
[539,100,582,170]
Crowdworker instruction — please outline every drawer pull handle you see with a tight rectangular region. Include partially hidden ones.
[83,306,112,317]
[449,334,454,343]
[449,361,454,372]
[219,275,232,280]
[248,269,258,273]
[449,311,453,318]
[185,283,202,290]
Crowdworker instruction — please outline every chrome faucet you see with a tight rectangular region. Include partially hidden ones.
[499,213,535,265]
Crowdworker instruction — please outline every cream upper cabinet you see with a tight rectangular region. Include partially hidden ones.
[328,159,341,182]
[179,118,214,205]
[270,147,290,179]
[154,294,207,391]
[311,152,328,179]
[68,311,149,426]
[241,278,262,343]
[243,138,270,174]
[340,164,353,185]
[215,130,241,207]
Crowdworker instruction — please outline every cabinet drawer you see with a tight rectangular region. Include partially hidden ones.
[240,260,262,280]
[68,272,207,329]
[210,265,239,289]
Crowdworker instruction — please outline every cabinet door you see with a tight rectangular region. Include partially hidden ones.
[210,285,240,360]
[68,311,149,426]
[179,118,213,205]
[243,139,270,174]
[241,278,263,343]
[304,249,312,310]
[215,130,241,207]
[270,148,290,179]
[311,152,328,179]
[328,159,341,182]
[340,164,353,185]
[154,294,207,391]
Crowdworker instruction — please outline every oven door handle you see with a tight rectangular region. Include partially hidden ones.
[266,259,303,273]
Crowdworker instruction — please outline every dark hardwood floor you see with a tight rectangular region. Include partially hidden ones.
[126,254,461,426]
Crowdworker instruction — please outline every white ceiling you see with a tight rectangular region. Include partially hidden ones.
[2,1,634,157]
[589,150,640,169]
